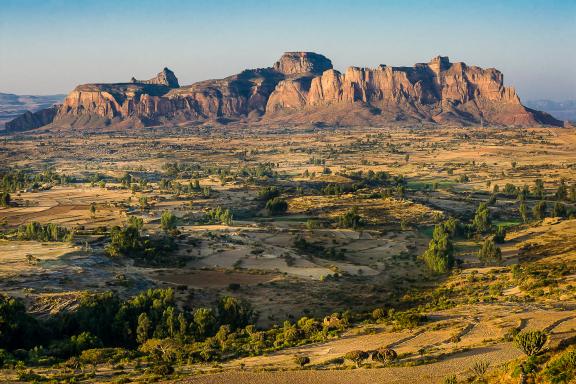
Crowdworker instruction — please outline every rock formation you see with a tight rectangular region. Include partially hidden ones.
[130,67,180,88]
[5,105,59,132]
[5,52,565,131]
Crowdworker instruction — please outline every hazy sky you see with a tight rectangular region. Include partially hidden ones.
[1,0,575,100]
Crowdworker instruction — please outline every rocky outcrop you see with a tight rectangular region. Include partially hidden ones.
[5,52,565,131]
[272,52,332,75]
[5,105,59,132]
[130,67,179,88]
[266,56,560,127]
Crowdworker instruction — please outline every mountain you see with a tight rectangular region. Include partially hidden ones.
[524,99,576,122]
[4,53,564,131]
[0,93,65,129]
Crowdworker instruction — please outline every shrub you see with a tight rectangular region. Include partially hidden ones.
[478,238,502,265]
[337,207,362,229]
[514,330,548,356]
[294,355,310,368]
[265,197,288,215]
[371,348,397,364]
[344,350,369,367]
[544,348,576,383]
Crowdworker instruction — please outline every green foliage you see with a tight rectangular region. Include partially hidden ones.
[265,197,288,215]
[371,348,397,364]
[443,374,457,384]
[206,206,233,225]
[294,355,310,367]
[519,202,529,222]
[160,210,177,233]
[217,296,255,331]
[478,238,502,265]
[17,222,71,242]
[493,225,506,243]
[553,202,567,218]
[472,202,491,233]
[0,294,42,350]
[0,168,73,192]
[533,178,545,199]
[337,207,362,229]
[0,191,10,207]
[127,216,143,231]
[514,330,548,356]
[344,350,369,367]
[257,186,280,201]
[533,201,547,220]
[544,348,576,384]
[421,224,454,273]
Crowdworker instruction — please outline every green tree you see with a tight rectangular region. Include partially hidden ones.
[136,313,151,344]
[160,210,177,234]
[532,201,547,220]
[533,179,545,199]
[553,202,567,218]
[519,202,529,222]
[478,238,502,264]
[217,296,255,330]
[472,202,491,233]
[337,207,362,229]
[421,225,454,273]
[0,192,10,207]
[556,179,568,201]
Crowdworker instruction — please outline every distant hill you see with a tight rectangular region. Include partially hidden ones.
[0,92,65,128]
[524,100,576,122]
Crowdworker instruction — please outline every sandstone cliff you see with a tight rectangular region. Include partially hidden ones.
[6,52,564,131]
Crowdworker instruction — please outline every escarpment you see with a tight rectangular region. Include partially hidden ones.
[6,52,564,131]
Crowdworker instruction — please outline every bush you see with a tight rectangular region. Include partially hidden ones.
[371,348,397,364]
[337,207,362,229]
[294,355,310,368]
[265,197,288,215]
[344,350,369,367]
[544,348,576,383]
[514,330,548,356]
[478,238,502,265]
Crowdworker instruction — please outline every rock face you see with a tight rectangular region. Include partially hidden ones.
[5,105,59,132]
[130,67,180,88]
[5,52,565,131]
[272,52,332,75]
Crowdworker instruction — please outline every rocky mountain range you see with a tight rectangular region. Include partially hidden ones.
[5,52,565,131]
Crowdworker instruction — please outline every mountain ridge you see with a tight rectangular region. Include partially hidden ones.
[4,52,565,131]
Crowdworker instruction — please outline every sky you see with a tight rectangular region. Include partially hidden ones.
[1,0,575,100]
